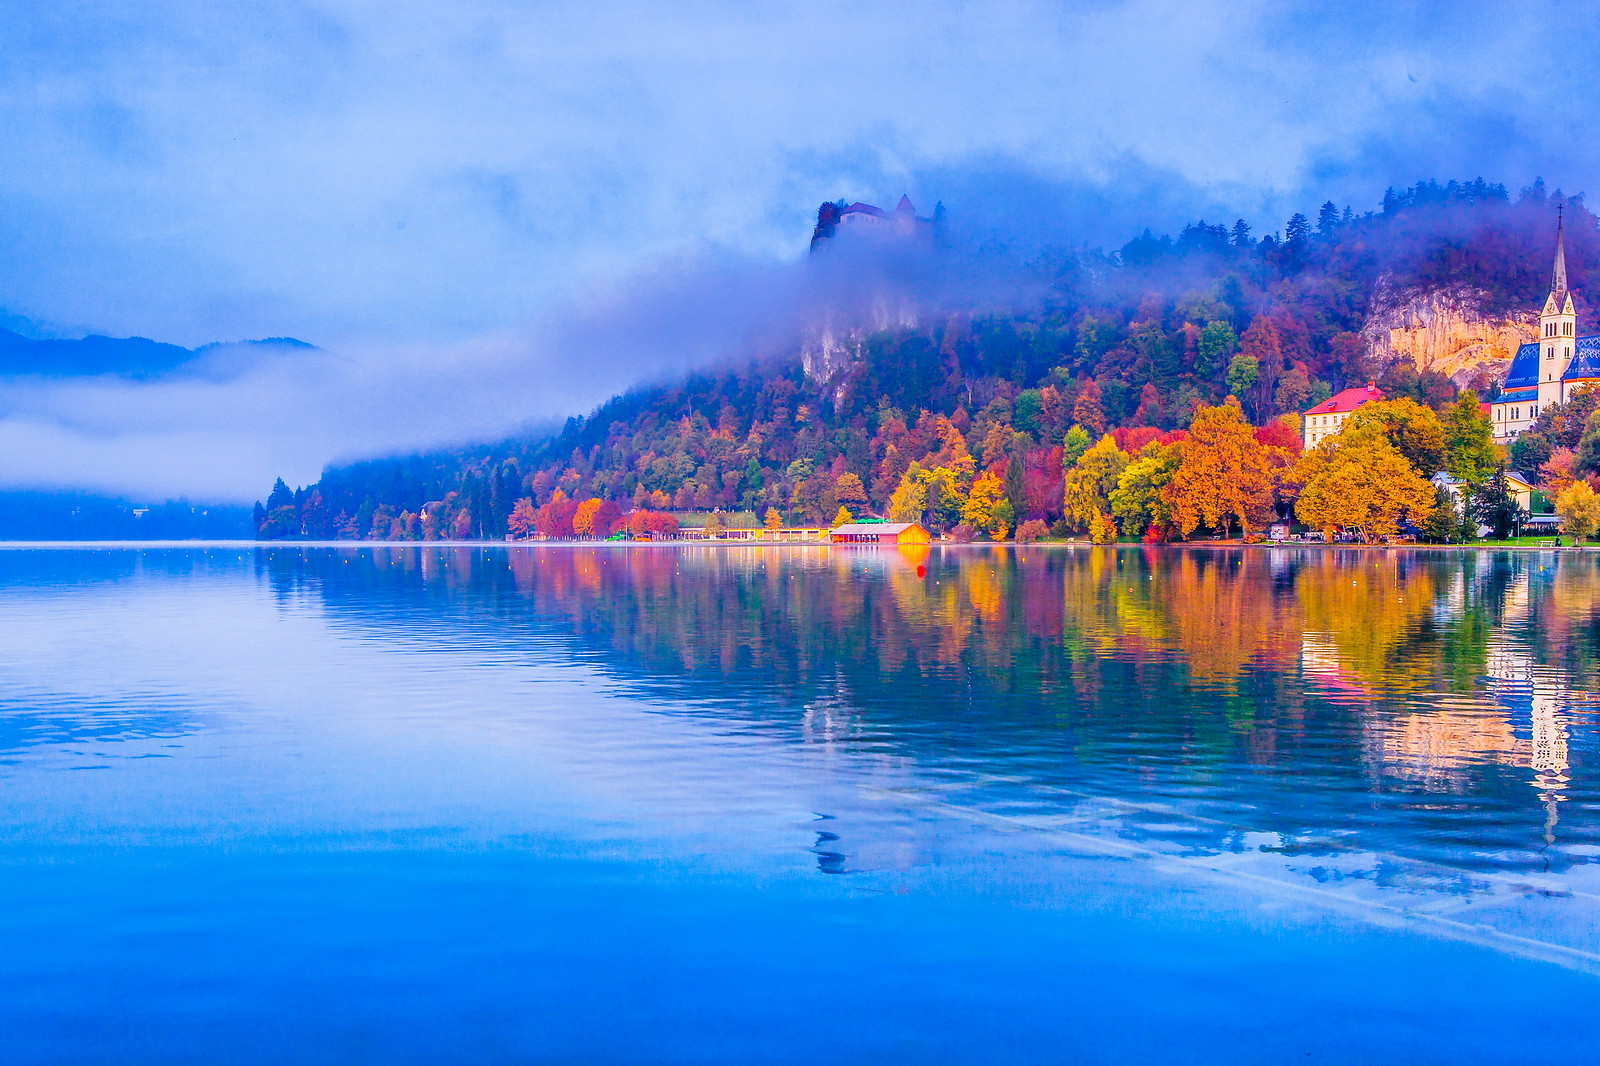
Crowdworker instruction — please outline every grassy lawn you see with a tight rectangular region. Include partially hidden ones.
[1453,534,1576,548]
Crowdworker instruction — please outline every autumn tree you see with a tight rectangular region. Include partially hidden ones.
[534,489,577,538]
[508,498,537,539]
[1541,447,1578,493]
[961,470,1010,538]
[1237,316,1283,419]
[1164,400,1276,539]
[1110,441,1183,540]
[1294,436,1435,542]
[832,505,853,528]
[1072,380,1106,435]
[1556,480,1600,544]
[1339,398,1446,477]
[1062,435,1130,529]
[888,466,929,525]
[573,498,602,537]
[833,472,869,512]
[764,507,783,530]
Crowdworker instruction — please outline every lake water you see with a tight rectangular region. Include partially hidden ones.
[2,544,1599,1063]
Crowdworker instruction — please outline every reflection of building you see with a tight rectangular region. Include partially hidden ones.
[1490,210,1600,442]
[1300,560,1572,841]
[1302,382,1382,448]
[1484,639,1571,845]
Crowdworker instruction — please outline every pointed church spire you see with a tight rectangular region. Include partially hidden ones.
[1553,204,1568,296]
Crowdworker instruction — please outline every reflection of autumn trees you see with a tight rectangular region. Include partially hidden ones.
[491,546,1547,709]
[268,545,1577,725]
[1296,553,1445,696]
[258,544,1600,868]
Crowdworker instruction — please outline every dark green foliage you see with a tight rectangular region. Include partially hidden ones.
[1508,431,1553,474]
[1421,486,1462,543]
[1576,408,1600,477]
[1469,466,1528,539]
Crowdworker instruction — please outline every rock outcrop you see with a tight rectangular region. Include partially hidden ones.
[800,293,919,393]
[1361,277,1534,387]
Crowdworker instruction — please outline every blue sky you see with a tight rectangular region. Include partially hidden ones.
[2,0,1599,498]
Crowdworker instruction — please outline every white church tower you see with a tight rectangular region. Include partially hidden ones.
[1538,207,1577,409]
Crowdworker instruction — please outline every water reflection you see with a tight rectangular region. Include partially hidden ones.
[247,544,1600,887]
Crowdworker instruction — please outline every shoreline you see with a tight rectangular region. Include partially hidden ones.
[0,538,1592,553]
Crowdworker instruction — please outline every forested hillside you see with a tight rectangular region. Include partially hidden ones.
[256,178,1595,541]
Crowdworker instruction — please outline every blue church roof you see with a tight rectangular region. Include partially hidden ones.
[1502,334,1600,390]
[1503,342,1540,390]
[1563,334,1600,379]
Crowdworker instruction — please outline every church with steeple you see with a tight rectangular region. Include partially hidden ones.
[1490,211,1599,442]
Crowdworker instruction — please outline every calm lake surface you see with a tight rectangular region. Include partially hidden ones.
[3,544,1600,1063]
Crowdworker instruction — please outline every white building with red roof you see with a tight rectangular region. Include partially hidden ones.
[809,195,938,250]
[1302,382,1383,448]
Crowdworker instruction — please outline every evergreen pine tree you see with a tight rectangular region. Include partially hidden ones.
[1469,466,1526,539]
[1420,486,1460,543]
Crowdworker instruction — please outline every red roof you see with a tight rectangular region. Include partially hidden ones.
[1305,383,1382,416]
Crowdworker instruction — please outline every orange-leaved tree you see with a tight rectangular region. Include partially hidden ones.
[1163,399,1276,540]
[508,498,537,539]
[573,498,602,537]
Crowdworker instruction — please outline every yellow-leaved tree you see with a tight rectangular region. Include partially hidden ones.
[764,507,783,530]
[1556,480,1600,544]
[1110,441,1183,540]
[1294,436,1434,542]
[1062,434,1130,531]
[961,470,1007,537]
[1164,399,1276,539]
[889,466,930,524]
[832,505,853,528]
[890,462,966,531]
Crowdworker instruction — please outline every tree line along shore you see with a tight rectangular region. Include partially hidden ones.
[253,180,1599,545]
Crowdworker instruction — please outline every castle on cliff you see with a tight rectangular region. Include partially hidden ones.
[809,195,942,251]
[1491,212,1600,442]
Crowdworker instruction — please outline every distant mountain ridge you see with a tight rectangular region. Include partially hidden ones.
[0,329,313,379]
[0,490,253,540]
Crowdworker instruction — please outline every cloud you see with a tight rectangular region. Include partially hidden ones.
[3,0,1600,497]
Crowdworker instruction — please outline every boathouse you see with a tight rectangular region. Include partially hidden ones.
[830,521,932,545]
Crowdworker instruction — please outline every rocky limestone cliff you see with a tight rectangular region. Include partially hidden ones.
[800,292,920,392]
[1361,277,1534,387]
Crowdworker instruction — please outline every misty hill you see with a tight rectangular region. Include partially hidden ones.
[0,491,253,540]
[258,177,1595,540]
[0,330,313,379]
